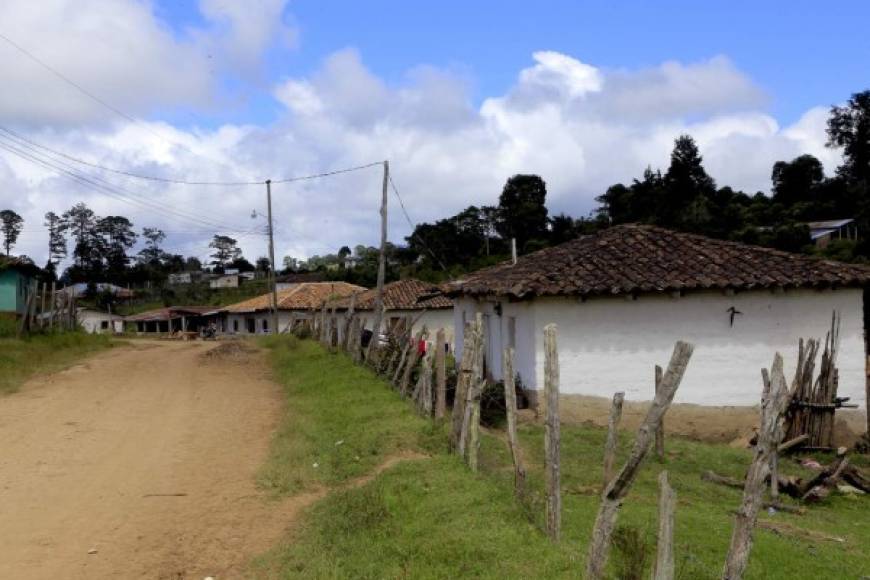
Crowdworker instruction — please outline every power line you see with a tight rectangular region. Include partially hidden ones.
[388,174,449,271]
[270,161,384,184]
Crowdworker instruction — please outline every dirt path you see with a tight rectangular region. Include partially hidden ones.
[0,339,304,579]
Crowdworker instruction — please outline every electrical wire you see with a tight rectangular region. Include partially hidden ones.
[388,174,449,271]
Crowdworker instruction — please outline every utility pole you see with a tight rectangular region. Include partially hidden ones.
[365,160,389,361]
[266,179,279,333]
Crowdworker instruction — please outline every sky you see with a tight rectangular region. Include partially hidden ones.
[1,0,868,267]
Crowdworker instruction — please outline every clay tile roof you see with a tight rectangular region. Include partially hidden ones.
[328,279,453,311]
[223,282,366,313]
[449,224,870,299]
[124,306,214,322]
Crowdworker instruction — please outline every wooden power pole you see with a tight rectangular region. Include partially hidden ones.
[365,160,389,361]
[266,179,279,333]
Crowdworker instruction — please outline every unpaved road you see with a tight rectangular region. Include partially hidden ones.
[0,340,301,579]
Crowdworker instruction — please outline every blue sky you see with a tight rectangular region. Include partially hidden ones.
[3,0,868,262]
[155,0,869,127]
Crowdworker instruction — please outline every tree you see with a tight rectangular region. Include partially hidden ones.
[771,155,825,206]
[44,211,67,266]
[282,255,299,272]
[495,175,549,250]
[0,209,24,256]
[827,90,870,186]
[62,203,99,270]
[138,227,166,265]
[549,213,580,245]
[661,135,716,229]
[209,235,242,271]
[184,256,202,271]
[97,216,137,282]
[255,256,272,272]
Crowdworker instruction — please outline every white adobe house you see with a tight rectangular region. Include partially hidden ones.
[220,282,365,335]
[449,224,870,409]
[77,308,124,334]
[328,279,455,348]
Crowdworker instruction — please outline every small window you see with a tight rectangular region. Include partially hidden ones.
[101,320,109,330]
[507,316,516,349]
[262,318,269,332]
[233,320,239,332]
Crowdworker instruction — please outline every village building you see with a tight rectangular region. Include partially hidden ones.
[449,224,870,409]
[60,282,135,299]
[807,219,857,248]
[327,279,454,346]
[125,306,214,334]
[0,257,38,318]
[220,281,365,335]
[38,307,125,334]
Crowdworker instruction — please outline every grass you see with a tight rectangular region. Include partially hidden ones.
[253,337,870,579]
[0,324,113,394]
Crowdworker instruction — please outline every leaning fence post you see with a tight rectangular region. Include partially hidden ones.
[722,354,790,580]
[400,329,426,396]
[434,328,447,419]
[459,314,485,458]
[503,346,527,498]
[603,392,625,488]
[655,364,665,461]
[543,323,561,542]
[585,341,694,580]
[654,471,676,580]
[451,320,479,452]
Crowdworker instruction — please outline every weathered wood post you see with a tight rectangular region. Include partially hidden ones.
[466,325,486,471]
[459,314,485,458]
[503,346,527,498]
[49,281,56,331]
[603,391,625,488]
[543,323,561,542]
[450,320,480,452]
[400,328,426,396]
[722,353,790,580]
[654,471,676,580]
[434,328,447,419]
[585,341,694,580]
[655,364,665,461]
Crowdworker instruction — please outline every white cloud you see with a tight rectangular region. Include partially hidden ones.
[0,43,844,268]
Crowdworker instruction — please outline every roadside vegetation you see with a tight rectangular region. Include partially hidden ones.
[254,337,870,579]
[0,320,112,394]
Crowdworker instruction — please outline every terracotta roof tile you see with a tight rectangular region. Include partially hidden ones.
[224,282,365,313]
[449,224,870,299]
[328,279,452,311]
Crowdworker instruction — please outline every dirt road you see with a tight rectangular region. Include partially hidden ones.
[0,340,298,579]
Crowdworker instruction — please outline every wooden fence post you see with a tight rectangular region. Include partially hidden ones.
[543,323,561,542]
[503,346,527,498]
[585,341,694,580]
[49,281,56,331]
[722,353,790,580]
[450,320,480,451]
[400,329,426,396]
[435,328,447,419]
[655,364,665,461]
[603,392,625,488]
[654,471,676,580]
[459,314,485,458]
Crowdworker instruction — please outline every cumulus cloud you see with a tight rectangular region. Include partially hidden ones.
[0,0,294,126]
[0,40,843,268]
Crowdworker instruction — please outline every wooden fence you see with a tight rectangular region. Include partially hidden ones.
[16,281,78,337]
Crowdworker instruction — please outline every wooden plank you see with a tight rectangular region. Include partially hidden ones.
[653,471,676,580]
[434,328,447,419]
[722,353,791,580]
[585,341,694,580]
[603,392,625,488]
[655,364,664,460]
[543,323,561,542]
[503,346,526,498]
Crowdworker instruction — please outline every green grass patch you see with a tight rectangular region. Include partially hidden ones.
[254,338,870,579]
[257,336,439,495]
[0,331,113,394]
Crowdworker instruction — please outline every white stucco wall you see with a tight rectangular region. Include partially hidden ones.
[455,288,866,408]
[78,310,123,334]
[224,311,314,335]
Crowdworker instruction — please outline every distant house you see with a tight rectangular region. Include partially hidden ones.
[61,282,135,299]
[125,306,213,334]
[168,271,208,285]
[210,274,240,289]
[328,279,455,347]
[219,282,365,335]
[0,258,38,318]
[449,224,870,408]
[807,219,857,248]
[39,307,124,334]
